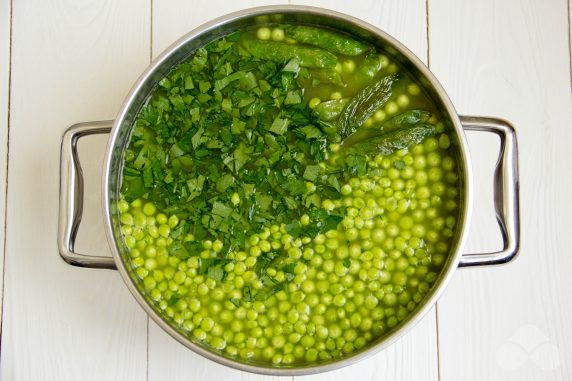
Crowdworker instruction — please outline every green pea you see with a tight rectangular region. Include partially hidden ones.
[344,328,358,342]
[272,335,286,348]
[383,293,397,306]
[257,27,271,40]
[262,347,275,360]
[133,212,146,227]
[271,28,285,41]
[423,137,439,152]
[439,134,451,149]
[333,294,347,307]
[193,328,207,341]
[301,335,315,348]
[305,348,318,362]
[120,213,134,225]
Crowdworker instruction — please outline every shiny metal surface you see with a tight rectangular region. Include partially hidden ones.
[103,7,474,374]
[459,116,520,266]
[58,121,116,269]
[56,5,520,376]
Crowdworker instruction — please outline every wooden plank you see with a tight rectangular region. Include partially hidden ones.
[0,0,151,379]
[149,2,291,381]
[288,1,438,381]
[429,0,572,379]
[0,0,12,328]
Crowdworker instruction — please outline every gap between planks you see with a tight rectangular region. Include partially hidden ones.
[568,0,572,89]
[0,0,14,350]
[425,3,440,380]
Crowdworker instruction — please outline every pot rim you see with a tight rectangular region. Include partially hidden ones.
[103,5,473,376]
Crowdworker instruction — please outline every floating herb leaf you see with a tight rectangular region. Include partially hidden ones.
[338,74,399,139]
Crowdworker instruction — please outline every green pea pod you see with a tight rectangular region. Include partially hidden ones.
[338,74,399,139]
[382,110,433,129]
[349,125,435,155]
[358,53,383,81]
[243,40,337,69]
[309,69,346,87]
[314,99,349,121]
[287,25,368,56]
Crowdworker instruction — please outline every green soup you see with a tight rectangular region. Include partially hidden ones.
[118,24,461,366]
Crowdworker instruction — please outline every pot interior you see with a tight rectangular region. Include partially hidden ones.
[104,6,471,375]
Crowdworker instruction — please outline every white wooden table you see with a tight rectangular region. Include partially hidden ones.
[1,0,571,380]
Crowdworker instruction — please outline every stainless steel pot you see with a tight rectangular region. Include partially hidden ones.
[57,5,520,376]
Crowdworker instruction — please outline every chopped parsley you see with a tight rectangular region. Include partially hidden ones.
[122,34,349,257]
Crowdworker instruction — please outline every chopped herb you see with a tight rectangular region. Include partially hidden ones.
[254,284,284,301]
[281,177,307,196]
[254,251,281,278]
[305,208,344,238]
[207,264,227,282]
[303,165,321,181]
[199,258,229,276]
[269,117,290,135]
[298,125,323,139]
[168,295,180,306]
[168,241,190,260]
[229,297,241,307]
[285,221,302,237]
[394,160,405,170]
[243,286,253,302]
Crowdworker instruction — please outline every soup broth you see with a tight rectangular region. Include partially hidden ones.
[118,23,461,366]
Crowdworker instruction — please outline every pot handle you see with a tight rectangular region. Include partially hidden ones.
[58,121,117,269]
[459,116,520,267]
